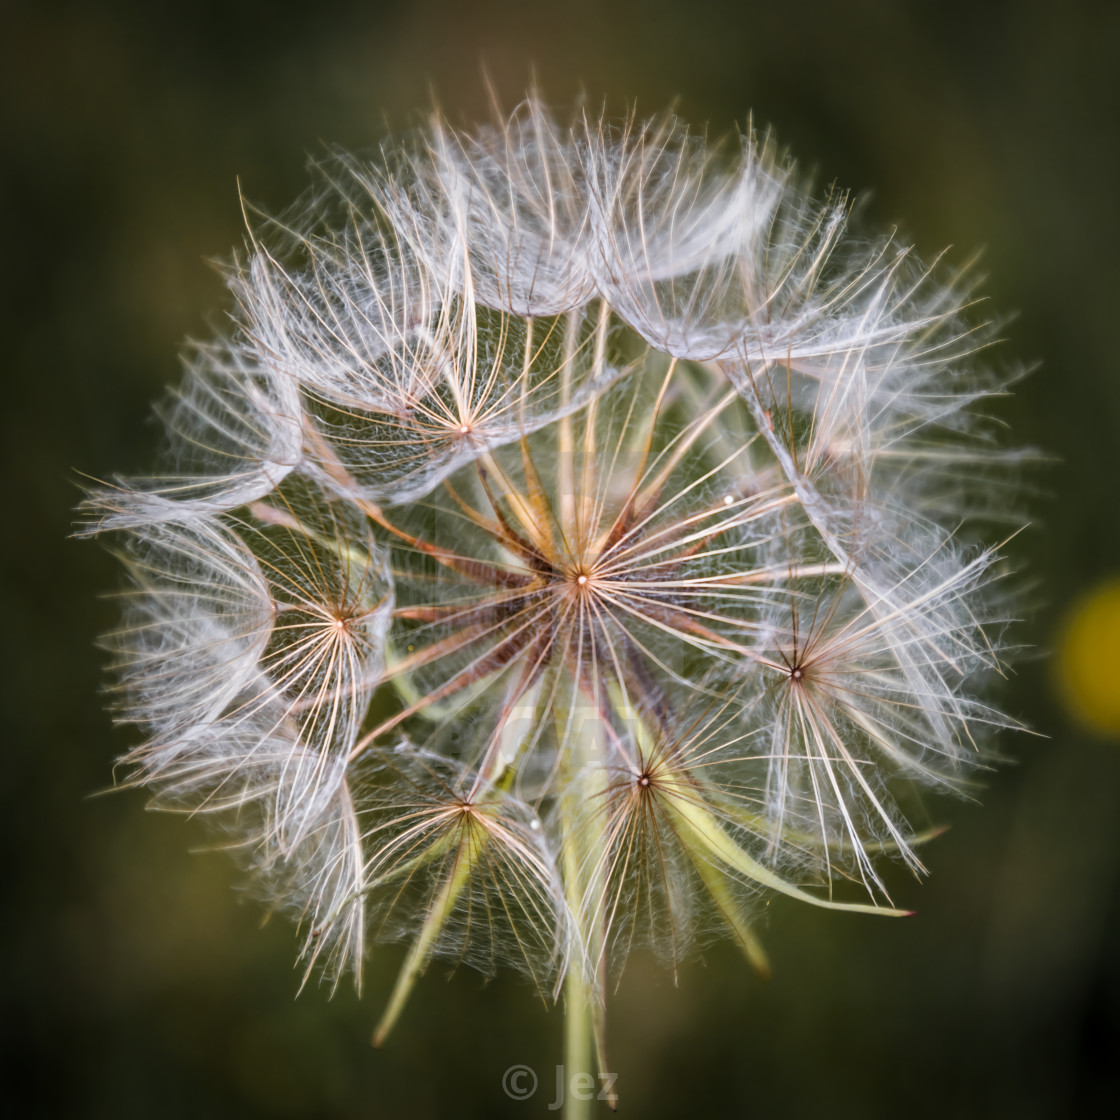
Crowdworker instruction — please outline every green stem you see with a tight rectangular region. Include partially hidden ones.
[556,675,617,1116]
[563,962,595,1120]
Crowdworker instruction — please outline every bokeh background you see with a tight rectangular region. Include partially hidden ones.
[4,1,1119,1116]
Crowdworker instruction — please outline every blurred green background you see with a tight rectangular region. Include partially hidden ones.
[3,1,1119,1116]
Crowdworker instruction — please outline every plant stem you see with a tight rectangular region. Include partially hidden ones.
[563,965,594,1120]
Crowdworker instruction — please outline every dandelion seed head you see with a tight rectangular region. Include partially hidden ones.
[83,94,1029,1068]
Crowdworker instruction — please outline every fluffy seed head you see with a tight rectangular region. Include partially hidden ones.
[83,96,1027,1052]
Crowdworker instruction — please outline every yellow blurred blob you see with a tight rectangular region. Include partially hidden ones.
[1056,578,1120,736]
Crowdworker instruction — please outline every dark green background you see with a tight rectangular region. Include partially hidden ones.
[4,1,1118,1116]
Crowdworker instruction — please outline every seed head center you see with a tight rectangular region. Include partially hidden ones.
[567,569,597,597]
